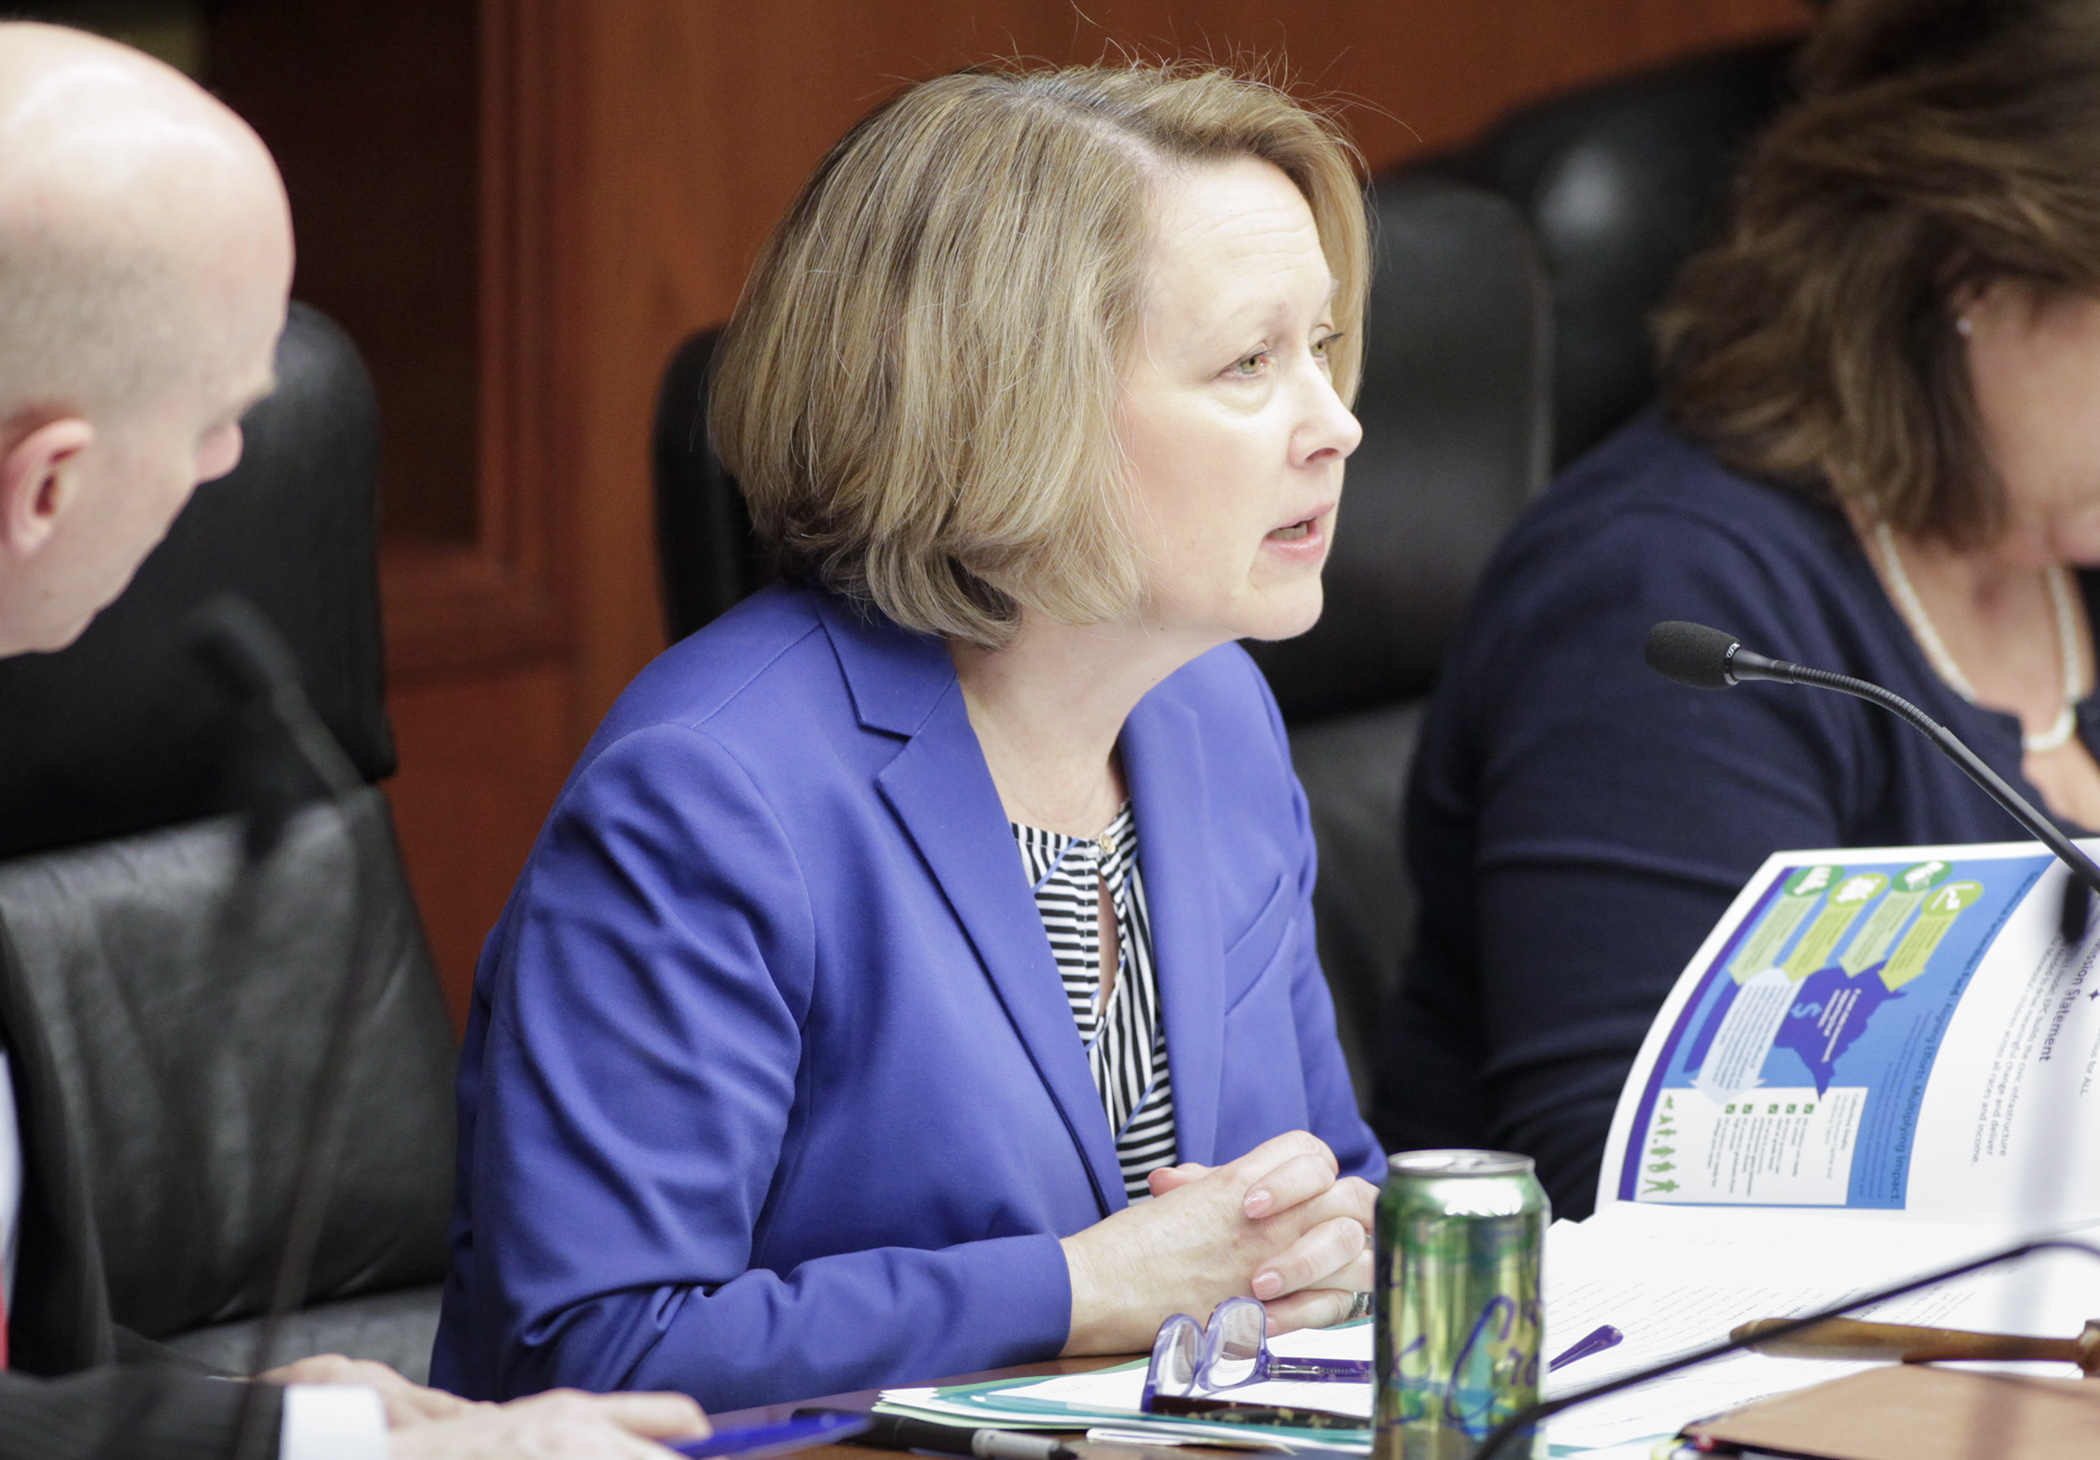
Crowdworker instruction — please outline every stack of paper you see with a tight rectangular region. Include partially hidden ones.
[1552,838,2100,1450]
[1541,1205,2100,1452]
[878,1324,1373,1453]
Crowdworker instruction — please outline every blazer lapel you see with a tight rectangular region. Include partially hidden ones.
[817,596,1123,1215]
[1121,696,1223,1167]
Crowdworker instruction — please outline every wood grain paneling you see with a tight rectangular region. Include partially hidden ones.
[545,0,1816,735]
[221,0,1816,1014]
[207,0,482,546]
[384,662,573,1026]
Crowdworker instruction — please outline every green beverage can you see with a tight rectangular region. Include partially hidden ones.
[1373,1149,1549,1460]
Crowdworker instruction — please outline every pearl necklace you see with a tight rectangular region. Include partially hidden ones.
[1874,520,2084,754]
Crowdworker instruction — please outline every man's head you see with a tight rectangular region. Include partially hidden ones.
[0,22,291,654]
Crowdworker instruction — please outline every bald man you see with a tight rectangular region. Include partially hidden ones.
[0,24,708,1460]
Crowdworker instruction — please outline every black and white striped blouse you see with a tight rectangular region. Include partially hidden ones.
[1011,804,1177,1202]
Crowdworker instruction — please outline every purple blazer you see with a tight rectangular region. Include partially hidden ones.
[429,583,1382,1410]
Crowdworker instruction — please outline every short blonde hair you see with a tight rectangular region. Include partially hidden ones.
[710,62,1367,648]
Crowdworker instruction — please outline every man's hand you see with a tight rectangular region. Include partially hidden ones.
[264,1354,476,1427]
[261,1357,710,1457]
[388,1389,710,1459]
[1058,1130,1376,1354]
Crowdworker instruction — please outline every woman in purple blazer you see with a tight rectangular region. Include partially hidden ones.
[433,63,1384,1411]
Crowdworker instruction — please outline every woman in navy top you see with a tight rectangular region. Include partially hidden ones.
[1378,0,2100,1216]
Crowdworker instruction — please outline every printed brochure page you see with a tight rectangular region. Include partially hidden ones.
[1598,839,2100,1221]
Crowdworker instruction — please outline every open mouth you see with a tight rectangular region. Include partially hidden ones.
[1268,517,1318,541]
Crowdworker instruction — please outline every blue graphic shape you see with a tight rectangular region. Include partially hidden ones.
[1682,977,1742,1074]
[1771,963,1904,1095]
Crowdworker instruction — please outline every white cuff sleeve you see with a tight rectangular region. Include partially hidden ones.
[280,1383,391,1460]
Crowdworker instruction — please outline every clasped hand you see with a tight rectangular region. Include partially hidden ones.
[1058,1130,1376,1355]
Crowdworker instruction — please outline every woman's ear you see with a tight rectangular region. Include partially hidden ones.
[1945,272,1986,330]
[0,415,94,559]
[1946,274,2047,340]
[1938,252,2001,327]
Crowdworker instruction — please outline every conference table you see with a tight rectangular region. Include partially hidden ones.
[708,1355,1205,1460]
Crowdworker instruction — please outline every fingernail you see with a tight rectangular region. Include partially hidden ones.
[1251,1270,1283,1299]
[1244,1187,1271,1217]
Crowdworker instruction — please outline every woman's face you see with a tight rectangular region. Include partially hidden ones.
[1966,283,2100,567]
[1116,155,1361,647]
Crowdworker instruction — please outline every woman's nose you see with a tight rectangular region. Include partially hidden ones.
[1297,371,1363,464]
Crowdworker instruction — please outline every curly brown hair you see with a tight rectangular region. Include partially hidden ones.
[1658,0,2100,546]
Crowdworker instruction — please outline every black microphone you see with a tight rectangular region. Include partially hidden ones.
[188,594,387,1460]
[1644,620,2100,943]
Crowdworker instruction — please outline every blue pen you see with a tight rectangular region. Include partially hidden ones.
[1547,1323,1625,1372]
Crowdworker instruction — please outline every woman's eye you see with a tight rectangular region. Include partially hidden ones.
[1312,331,1344,360]
[1229,349,1269,377]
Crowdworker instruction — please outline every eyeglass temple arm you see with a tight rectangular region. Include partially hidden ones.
[1262,1357,1372,1379]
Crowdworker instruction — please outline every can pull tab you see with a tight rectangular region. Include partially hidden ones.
[1388,1149,1537,1178]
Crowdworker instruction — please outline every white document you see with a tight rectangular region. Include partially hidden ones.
[878,1326,1375,1451]
[1549,838,2100,1449]
[1599,838,2100,1221]
[985,1324,1370,1418]
[1542,1204,2100,1448]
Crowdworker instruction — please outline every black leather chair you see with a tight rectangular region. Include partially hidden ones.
[1415,37,1799,468]
[1244,176,1548,1094]
[0,302,455,1380]
[651,175,1551,1101]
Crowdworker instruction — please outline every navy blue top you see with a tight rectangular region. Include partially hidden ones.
[1373,413,2100,1218]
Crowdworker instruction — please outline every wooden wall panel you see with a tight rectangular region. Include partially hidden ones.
[384,662,575,1026]
[216,0,1815,1018]
[549,0,1815,738]
[561,0,1821,349]
[208,0,482,546]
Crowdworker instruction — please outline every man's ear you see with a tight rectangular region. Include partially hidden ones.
[0,416,94,559]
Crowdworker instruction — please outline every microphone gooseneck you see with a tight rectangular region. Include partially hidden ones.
[191,595,364,803]
[1643,621,2100,944]
[190,595,385,1460]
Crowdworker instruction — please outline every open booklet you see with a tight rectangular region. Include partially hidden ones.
[1543,838,2100,1452]
[1600,838,2100,1219]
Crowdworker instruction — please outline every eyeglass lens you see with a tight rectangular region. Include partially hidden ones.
[1199,1297,1269,1390]
[1148,1314,1202,1398]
